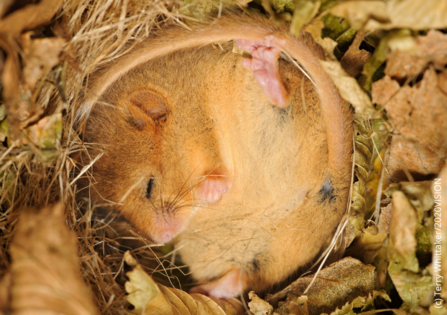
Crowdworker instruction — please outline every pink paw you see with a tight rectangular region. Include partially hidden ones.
[234,36,289,108]
[196,177,229,204]
[190,269,243,299]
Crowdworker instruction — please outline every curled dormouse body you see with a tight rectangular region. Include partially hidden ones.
[77,13,353,298]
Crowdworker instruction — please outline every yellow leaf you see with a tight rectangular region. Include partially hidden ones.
[320,60,375,118]
[329,0,447,31]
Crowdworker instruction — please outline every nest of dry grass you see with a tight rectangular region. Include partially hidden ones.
[0,0,197,313]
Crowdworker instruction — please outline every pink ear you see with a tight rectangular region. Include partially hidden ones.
[234,36,289,108]
[196,177,229,204]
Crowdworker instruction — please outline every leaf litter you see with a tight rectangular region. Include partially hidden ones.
[0,0,447,314]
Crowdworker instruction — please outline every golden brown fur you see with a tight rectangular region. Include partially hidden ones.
[77,13,353,297]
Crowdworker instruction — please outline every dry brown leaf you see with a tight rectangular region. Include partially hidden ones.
[190,293,227,315]
[159,286,192,314]
[207,294,244,315]
[385,50,426,81]
[385,30,447,80]
[378,203,392,234]
[166,287,199,314]
[384,68,447,182]
[21,34,65,92]
[248,291,273,315]
[0,0,63,142]
[387,138,446,183]
[270,257,375,315]
[124,251,243,315]
[419,30,447,68]
[390,191,418,263]
[371,75,400,105]
[125,252,174,315]
[330,0,447,31]
[320,60,375,118]
[7,203,98,315]
[340,31,371,78]
[286,295,309,315]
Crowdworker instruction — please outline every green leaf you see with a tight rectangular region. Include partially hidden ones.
[290,0,320,36]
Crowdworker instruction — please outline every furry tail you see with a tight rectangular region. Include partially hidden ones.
[284,32,353,174]
[78,14,352,175]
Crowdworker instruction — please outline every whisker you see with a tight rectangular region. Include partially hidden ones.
[147,197,158,213]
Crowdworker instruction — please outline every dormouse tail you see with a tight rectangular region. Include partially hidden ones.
[78,13,352,176]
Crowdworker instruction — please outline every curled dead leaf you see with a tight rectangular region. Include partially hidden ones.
[248,291,273,315]
[125,260,172,314]
[269,258,376,315]
[320,60,375,118]
[340,31,371,78]
[124,251,244,315]
[6,203,98,315]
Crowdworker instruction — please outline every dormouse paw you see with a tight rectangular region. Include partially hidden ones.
[189,269,243,299]
[196,177,229,204]
[234,36,289,108]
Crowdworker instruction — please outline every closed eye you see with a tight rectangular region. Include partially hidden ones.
[146,178,154,199]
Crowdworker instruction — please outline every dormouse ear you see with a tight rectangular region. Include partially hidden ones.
[127,89,169,128]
